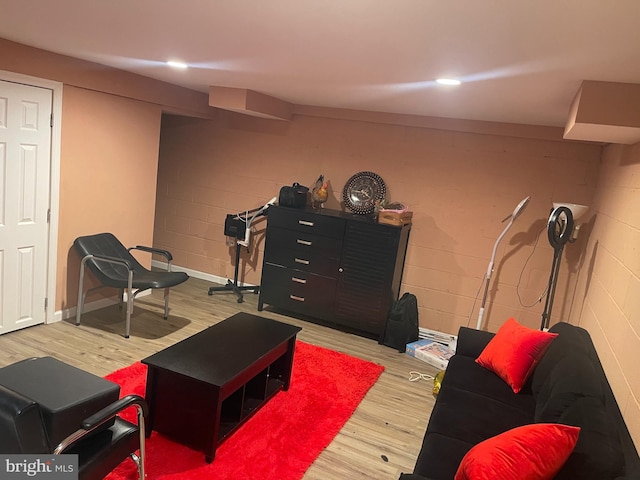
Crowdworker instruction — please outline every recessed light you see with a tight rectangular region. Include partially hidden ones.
[167,60,188,69]
[436,78,461,86]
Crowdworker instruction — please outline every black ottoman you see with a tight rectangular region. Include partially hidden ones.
[0,357,120,450]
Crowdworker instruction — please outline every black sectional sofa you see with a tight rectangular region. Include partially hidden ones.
[401,322,640,480]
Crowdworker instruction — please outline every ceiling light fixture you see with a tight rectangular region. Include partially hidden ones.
[436,78,461,86]
[166,60,188,69]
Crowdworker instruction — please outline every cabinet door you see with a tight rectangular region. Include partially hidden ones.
[334,221,408,337]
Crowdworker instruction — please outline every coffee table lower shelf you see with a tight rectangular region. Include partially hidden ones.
[219,377,284,439]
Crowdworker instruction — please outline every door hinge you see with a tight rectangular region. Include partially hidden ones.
[47,209,51,223]
[50,113,54,128]
[44,298,48,310]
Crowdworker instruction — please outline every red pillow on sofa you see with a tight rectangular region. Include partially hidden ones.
[454,423,580,480]
[476,318,557,393]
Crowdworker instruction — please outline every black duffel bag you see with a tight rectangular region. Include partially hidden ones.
[278,182,309,208]
[381,292,419,352]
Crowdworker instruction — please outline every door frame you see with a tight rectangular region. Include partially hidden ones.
[1,69,63,325]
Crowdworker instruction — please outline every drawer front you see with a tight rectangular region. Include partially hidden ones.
[267,206,345,239]
[266,226,342,256]
[260,264,336,316]
[264,227,341,277]
[266,249,340,278]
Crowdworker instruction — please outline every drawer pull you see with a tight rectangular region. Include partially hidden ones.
[290,295,305,302]
[296,239,312,246]
[292,277,307,284]
[294,258,310,265]
[298,220,314,227]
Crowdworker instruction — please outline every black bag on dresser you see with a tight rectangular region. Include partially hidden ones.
[382,292,419,352]
[278,182,309,208]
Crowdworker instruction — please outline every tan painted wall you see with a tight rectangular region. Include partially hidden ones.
[57,85,163,310]
[154,111,601,335]
[569,143,640,448]
[0,38,214,312]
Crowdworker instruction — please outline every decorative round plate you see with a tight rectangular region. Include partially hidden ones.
[342,171,387,215]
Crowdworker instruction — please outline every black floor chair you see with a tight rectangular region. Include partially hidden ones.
[0,356,148,480]
[74,232,189,338]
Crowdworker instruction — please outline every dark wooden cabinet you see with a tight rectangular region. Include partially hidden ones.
[258,205,411,340]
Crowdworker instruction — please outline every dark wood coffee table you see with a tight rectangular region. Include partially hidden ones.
[142,312,302,462]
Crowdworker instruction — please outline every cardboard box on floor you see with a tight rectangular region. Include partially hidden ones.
[406,339,455,370]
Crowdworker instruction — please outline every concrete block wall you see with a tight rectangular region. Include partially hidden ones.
[153,111,600,335]
[570,142,640,449]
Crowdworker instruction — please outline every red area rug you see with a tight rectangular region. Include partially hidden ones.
[105,341,384,480]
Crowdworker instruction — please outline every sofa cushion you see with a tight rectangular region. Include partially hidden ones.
[454,327,495,358]
[426,383,533,448]
[531,322,596,399]
[443,355,536,418]
[399,474,433,480]
[533,351,603,422]
[554,397,624,480]
[454,423,580,480]
[476,318,557,393]
[412,433,474,480]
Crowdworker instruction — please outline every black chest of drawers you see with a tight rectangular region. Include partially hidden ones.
[258,205,411,340]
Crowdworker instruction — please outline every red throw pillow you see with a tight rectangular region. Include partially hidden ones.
[476,317,557,393]
[454,423,580,480]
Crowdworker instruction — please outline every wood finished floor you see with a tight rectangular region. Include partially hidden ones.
[0,277,437,479]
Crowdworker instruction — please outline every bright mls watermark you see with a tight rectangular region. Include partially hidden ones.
[0,455,78,479]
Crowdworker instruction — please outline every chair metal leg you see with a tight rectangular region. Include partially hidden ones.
[125,271,134,338]
[133,404,146,479]
[76,258,89,326]
[164,260,173,319]
[118,288,124,310]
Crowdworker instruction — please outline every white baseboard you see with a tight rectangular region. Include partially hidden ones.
[151,260,257,288]
[52,290,151,324]
[51,262,250,325]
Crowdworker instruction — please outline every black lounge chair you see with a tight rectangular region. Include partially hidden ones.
[73,232,189,338]
[0,356,148,480]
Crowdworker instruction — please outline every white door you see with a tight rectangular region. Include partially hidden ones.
[0,80,52,334]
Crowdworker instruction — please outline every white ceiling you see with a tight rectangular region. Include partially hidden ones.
[1,0,640,128]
